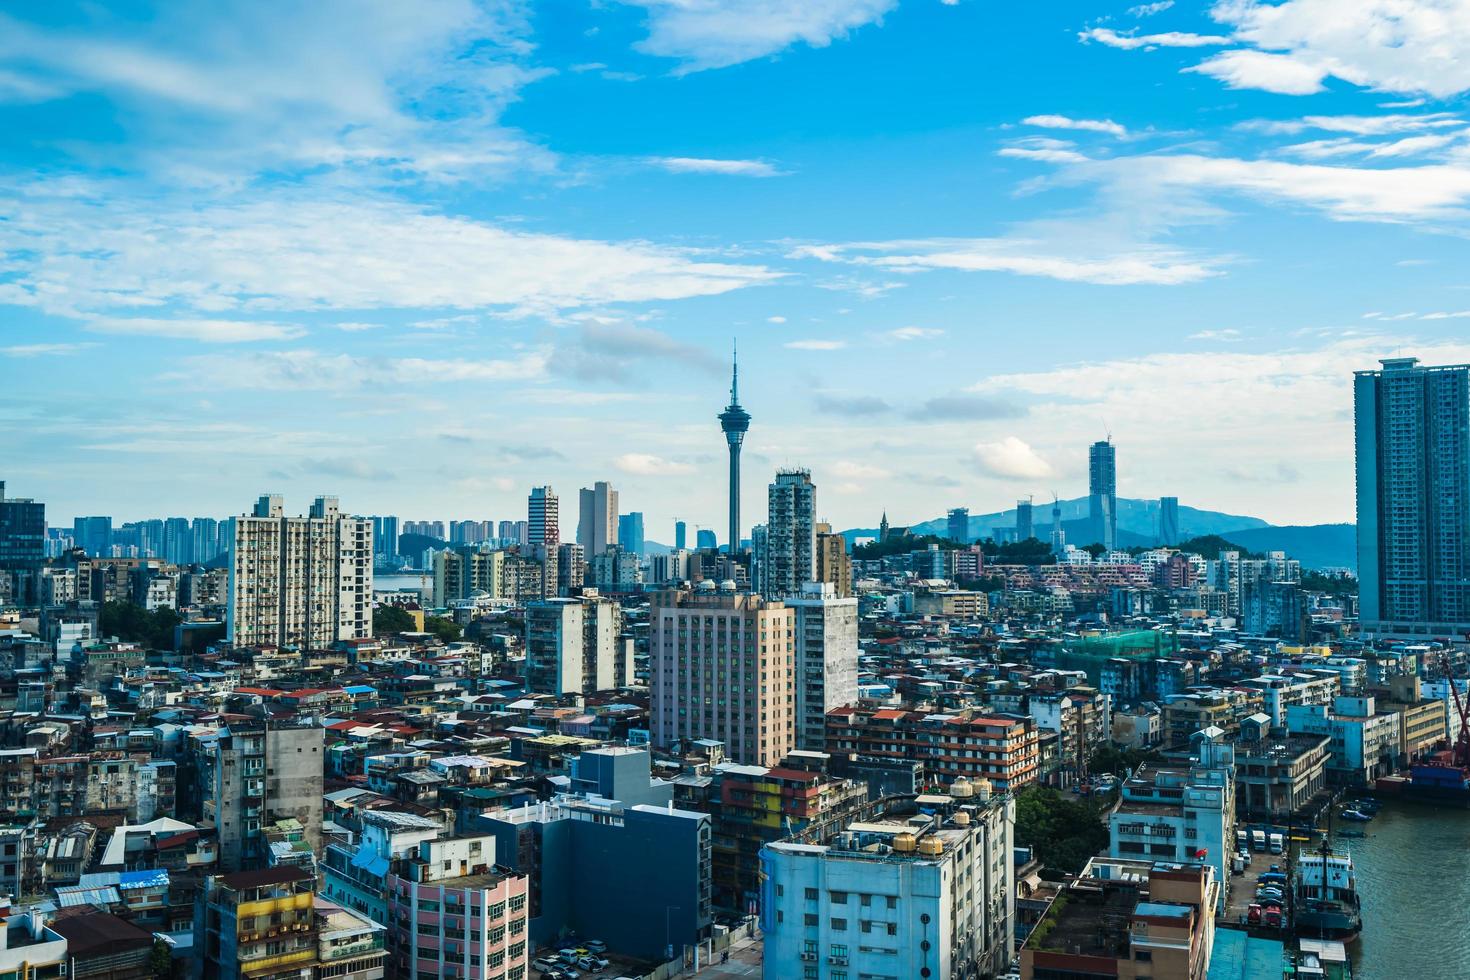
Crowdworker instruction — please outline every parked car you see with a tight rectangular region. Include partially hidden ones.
[559,951,582,965]
[1247,904,1262,925]
[1263,907,1283,928]
[533,959,561,973]
[585,940,608,955]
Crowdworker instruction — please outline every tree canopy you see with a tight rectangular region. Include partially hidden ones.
[372,605,416,634]
[99,601,181,651]
[1014,786,1111,877]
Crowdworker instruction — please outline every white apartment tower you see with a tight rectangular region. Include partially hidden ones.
[577,481,619,555]
[786,582,860,752]
[763,469,817,599]
[524,594,633,695]
[226,494,373,649]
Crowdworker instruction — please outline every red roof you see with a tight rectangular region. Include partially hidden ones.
[233,687,285,697]
[765,767,820,783]
[871,709,908,720]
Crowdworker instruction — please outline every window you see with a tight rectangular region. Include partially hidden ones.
[831,919,847,931]
[803,968,817,980]
[885,896,897,910]
[830,890,847,904]
[860,921,872,934]
[830,945,847,957]
[886,924,897,936]
[803,941,817,955]
[805,888,818,901]
[776,884,784,897]
[1135,950,1153,962]
[804,914,818,927]
[859,894,871,907]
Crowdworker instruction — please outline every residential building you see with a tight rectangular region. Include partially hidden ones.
[433,547,503,606]
[195,721,324,872]
[51,911,157,980]
[697,529,718,551]
[914,589,988,618]
[0,482,45,605]
[825,706,1041,794]
[373,515,399,562]
[72,516,113,557]
[576,481,618,556]
[1159,496,1180,546]
[1234,716,1330,818]
[1286,696,1402,785]
[0,911,66,979]
[1021,859,1217,980]
[617,511,645,556]
[761,784,1016,980]
[787,583,860,752]
[1016,497,1034,541]
[524,594,632,695]
[527,486,559,548]
[555,542,585,594]
[1373,674,1447,764]
[383,835,530,980]
[947,507,969,544]
[675,520,687,550]
[1354,356,1470,634]
[649,586,796,766]
[1108,730,1235,912]
[226,494,373,649]
[815,523,852,599]
[762,469,817,599]
[1089,439,1117,550]
[198,865,320,980]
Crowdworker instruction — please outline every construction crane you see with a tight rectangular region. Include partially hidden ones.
[1447,671,1470,768]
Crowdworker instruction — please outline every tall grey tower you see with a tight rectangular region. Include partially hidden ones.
[719,344,751,554]
[1088,438,1117,550]
[1355,357,1470,634]
[763,469,817,598]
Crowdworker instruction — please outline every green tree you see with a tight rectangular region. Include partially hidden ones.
[150,938,173,978]
[1089,744,1164,778]
[99,601,182,651]
[1302,570,1357,596]
[424,615,463,643]
[1014,786,1111,877]
[372,605,416,634]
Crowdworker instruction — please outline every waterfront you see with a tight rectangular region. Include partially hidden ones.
[375,571,429,598]
[1326,801,1470,979]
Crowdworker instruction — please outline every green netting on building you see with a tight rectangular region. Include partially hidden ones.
[1054,630,1178,683]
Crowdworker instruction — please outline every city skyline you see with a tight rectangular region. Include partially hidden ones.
[9,3,1470,530]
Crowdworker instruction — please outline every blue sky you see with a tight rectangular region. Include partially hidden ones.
[5,0,1470,538]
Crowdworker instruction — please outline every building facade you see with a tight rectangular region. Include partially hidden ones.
[226,495,373,649]
[762,469,816,599]
[1355,357,1470,634]
[649,586,796,766]
[576,482,618,557]
[787,584,860,752]
[524,595,632,695]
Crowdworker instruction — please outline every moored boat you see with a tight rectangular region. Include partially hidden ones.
[1294,837,1362,942]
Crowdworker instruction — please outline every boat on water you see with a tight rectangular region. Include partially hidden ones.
[1339,808,1373,822]
[1294,837,1363,942]
[1335,830,1367,839]
[1294,938,1353,980]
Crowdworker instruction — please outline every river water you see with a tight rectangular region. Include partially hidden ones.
[1333,801,1470,979]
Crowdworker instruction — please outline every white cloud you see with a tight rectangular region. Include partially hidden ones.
[0,191,779,320]
[86,317,304,343]
[784,339,847,350]
[973,437,1054,479]
[650,156,785,177]
[832,460,891,479]
[1185,49,1328,95]
[335,322,382,332]
[766,316,787,323]
[614,452,696,475]
[1,342,98,357]
[797,238,1221,286]
[0,3,552,184]
[626,0,896,72]
[1188,328,1243,341]
[165,349,549,390]
[1208,0,1470,99]
[1079,27,1230,49]
[1000,146,1091,164]
[1129,1,1175,16]
[887,326,944,341]
[1022,114,1128,138]
[1247,113,1465,136]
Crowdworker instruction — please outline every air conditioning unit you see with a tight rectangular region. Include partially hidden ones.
[799,952,818,962]
[829,956,849,967]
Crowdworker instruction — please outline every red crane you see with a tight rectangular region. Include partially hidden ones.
[1448,673,1470,769]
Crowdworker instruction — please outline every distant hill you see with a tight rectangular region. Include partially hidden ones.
[1221,524,1356,571]
[843,496,1270,546]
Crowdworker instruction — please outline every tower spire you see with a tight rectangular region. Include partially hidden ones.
[730,338,740,406]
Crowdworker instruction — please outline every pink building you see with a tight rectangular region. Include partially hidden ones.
[385,835,530,980]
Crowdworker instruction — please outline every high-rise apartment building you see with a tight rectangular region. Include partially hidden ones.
[696,528,717,551]
[225,494,373,649]
[1159,495,1180,546]
[674,520,687,551]
[1355,357,1470,633]
[814,522,852,599]
[649,586,795,766]
[557,542,585,594]
[1016,496,1034,541]
[762,469,816,599]
[528,486,559,547]
[617,511,645,556]
[525,594,632,694]
[373,515,400,561]
[433,547,504,606]
[786,582,859,751]
[72,516,112,557]
[162,516,191,564]
[1089,438,1117,550]
[577,481,618,555]
[194,720,324,872]
[0,482,45,604]
[947,506,970,544]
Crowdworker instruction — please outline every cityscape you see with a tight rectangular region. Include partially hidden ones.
[5,4,1470,980]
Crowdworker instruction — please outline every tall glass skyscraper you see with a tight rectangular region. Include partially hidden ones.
[1355,357,1470,633]
[1088,439,1117,550]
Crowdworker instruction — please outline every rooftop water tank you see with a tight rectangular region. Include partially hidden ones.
[892,832,918,853]
[950,777,974,798]
[918,836,944,856]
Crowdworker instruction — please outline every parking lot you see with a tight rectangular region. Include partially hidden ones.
[1224,840,1291,928]
[531,943,658,980]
